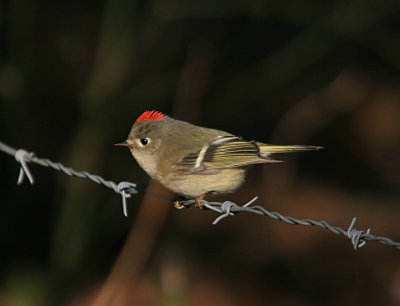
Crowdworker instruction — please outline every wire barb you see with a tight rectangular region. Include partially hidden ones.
[1,139,399,250]
[346,217,371,250]
[117,181,138,217]
[15,149,35,185]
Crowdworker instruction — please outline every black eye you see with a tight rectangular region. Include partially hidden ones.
[140,138,149,146]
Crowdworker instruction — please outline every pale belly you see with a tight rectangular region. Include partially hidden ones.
[158,168,247,198]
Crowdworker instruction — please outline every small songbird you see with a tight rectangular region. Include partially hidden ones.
[117,110,322,206]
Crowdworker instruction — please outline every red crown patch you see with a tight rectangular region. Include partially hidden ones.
[135,110,165,124]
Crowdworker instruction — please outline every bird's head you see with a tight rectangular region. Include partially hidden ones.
[116,110,167,153]
[115,111,169,175]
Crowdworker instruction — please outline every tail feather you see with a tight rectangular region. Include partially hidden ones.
[258,144,322,156]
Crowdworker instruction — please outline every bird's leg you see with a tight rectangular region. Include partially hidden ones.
[194,192,209,209]
[173,192,211,209]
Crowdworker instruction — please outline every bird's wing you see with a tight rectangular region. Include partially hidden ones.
[176,136,278,173]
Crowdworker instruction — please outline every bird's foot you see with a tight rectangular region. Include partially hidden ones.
[173,196,193,209]
[173,200,186,209]
[194,192,209,209]
[173,192,211,209]
[194,200,203,209]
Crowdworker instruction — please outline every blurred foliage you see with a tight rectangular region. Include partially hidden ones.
[1,0,400,305]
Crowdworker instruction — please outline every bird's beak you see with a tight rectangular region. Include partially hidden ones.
[115,141,133,147]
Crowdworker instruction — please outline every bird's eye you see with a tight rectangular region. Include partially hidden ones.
[140,138,150,146]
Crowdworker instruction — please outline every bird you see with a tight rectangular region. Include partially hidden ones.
[116,110,322,207]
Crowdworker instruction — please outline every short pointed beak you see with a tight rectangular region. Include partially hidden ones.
[115,141,132,147]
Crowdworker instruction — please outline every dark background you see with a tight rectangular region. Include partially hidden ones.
[1,0,400,305]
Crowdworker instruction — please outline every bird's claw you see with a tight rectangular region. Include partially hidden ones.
[173,200,185,209]
[194,200,204,209]
[173,196,206,210]
[173,200,194,209]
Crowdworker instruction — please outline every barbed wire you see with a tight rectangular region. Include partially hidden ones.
[0,141,139,217]
[1,140,399,251]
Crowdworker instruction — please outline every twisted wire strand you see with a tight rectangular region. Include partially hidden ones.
[1,140,399,250]
[197,200,399,250]
[1,141,138,216]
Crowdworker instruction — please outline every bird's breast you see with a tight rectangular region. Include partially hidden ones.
[131,151,158,178]
[159,168,247,198]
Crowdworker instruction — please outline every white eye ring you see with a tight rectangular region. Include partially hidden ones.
[138,138,150,146]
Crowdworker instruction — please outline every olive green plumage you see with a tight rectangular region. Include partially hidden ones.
[118,111,322,199]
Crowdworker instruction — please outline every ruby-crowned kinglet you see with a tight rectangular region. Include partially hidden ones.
[117,110,322,205]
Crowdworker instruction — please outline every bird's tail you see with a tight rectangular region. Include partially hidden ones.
[258,144,322,156]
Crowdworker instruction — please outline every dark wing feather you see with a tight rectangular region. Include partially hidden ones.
[177,136,278,173]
